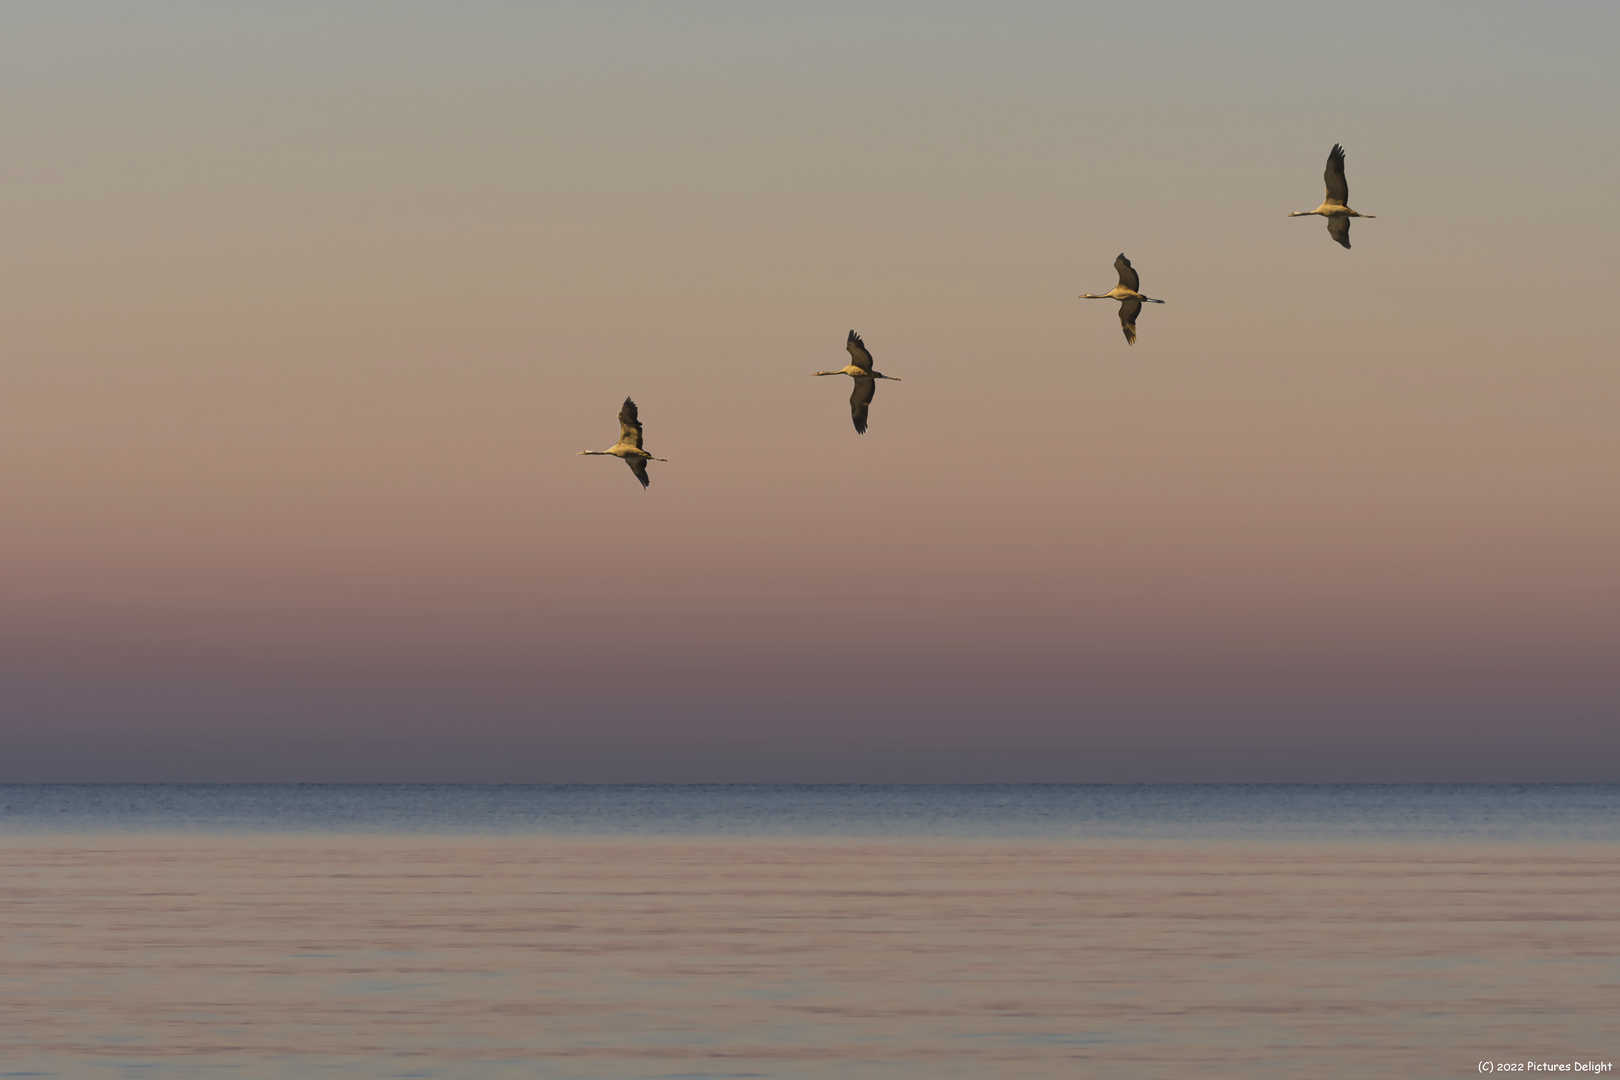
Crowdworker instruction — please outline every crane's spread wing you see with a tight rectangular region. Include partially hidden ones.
[1114,253,1140,293]
[1324,144,1349,207]
[625,455,651,489]
[849,376,876,434]
[1118,298,1142,345]
[846,330,875,372]
[617,396,645,450]
[1327,216,1351,249]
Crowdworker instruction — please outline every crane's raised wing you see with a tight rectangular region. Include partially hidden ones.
[846,330,875,372]
[1118,298,1142,345]
[849,376,876,434]
[1327,216,1351,249]
[617,396,645,450]
[1114,253,1141,293]
[1324,144,1349,207]
[625,455,651,489]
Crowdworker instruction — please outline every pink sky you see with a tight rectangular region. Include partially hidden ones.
[2,3,1616,780]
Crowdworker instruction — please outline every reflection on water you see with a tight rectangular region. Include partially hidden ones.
[2,835,1615,1079]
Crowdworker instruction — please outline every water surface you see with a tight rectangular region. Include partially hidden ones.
[2,786,1614,1079]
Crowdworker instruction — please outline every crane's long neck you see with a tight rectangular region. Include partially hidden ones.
[578,450,611,455]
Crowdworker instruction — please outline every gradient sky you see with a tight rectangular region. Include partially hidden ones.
[3,1,1616,781]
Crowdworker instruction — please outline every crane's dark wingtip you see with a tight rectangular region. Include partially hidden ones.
[847,329,862,344]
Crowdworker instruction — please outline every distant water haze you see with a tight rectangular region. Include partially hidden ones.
[1,3,1616,780]
[5,784,1619,843]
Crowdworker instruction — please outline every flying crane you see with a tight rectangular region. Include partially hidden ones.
[1288,143,1376,249]
[812,330,903,434]
[577,397,667,489]
[1079,254,1166,345]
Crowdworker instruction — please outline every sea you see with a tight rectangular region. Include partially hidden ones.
[2,784,1615,1079]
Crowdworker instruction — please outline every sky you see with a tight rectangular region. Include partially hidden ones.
[2,1,1616,782]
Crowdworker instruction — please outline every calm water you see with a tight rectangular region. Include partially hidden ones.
[2,786,1616,1079]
